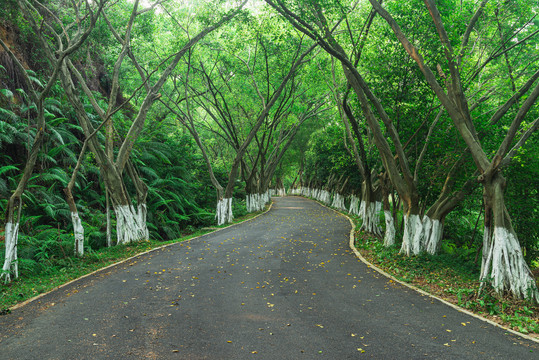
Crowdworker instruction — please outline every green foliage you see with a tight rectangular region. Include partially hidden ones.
[504,140,539,264]
[303,122,361,188]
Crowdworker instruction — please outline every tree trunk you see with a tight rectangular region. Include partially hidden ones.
[480,173,538,301]
[380,173,396,246]
[400,212,424,256]
[331,193,347,211]
[1,117,46,283]
[348,194,361,216]
[399,194,423,256]
[331,176,349,211]
[64,187,84,256]
[359,179,383,237]
[421,215,443,255]
[101,165,148,245]
[275,177,286,196]
[106,190,112,247]
[216,198,233,226]
[2,209,20,283]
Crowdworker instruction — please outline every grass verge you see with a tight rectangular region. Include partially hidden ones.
[0,207,268,312]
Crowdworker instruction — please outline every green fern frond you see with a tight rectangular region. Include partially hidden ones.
[49,128,66,146]
[37,152,57,165]
[0,107,19,122]
[140,166,159,180]
[0,88,14,99]
[15,88,29,102]
[0,165,18,177]
[26,70,44,88]
[53,126,79,143]
[20,103,37,114]
[37,170,69,187]
[43,98,63,116]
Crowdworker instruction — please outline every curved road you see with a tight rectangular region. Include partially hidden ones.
[0,197,537,359]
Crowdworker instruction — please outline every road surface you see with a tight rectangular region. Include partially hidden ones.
[0,196,537,359]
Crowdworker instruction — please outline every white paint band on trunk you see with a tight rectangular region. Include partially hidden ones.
[383,210,395,247]
[481,226,538,301]
[400,214,424,256]
[114,204,149,245]
[1,221,19,283]
[348,195,360,215]
[71,212,84,256]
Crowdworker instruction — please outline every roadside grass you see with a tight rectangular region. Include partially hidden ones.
[0,207,267,312]
[352,221,539,336]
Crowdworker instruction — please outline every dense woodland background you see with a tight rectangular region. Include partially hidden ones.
[0,0,538,303]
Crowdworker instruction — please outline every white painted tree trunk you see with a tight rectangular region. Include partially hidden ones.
[331,193,346,211]
[106,205,112,247]
[383,210,395,247]
[254,193,260,211]
[254,193,259,211]
[71,212,84,256]
[114,204,149,245]
[246,194,257,212]
[400,214,424,256]
[480,226,539,301]
[277,187,286,197]
[216,198,233,226]
[423,216,443,255]
[320,190,331,205]
[1,222,19,283]
[263,190,271,206]
[246,192,270,213]
[348,195,360,215]
[359,200,366,219]
[360,201,382,236]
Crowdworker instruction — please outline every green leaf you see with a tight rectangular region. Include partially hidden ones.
[0,88,14,99]
[0,165,18,176]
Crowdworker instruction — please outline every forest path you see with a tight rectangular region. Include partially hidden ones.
[0,196,537,359]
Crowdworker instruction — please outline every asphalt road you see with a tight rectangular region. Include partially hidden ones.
[0,196,537,359]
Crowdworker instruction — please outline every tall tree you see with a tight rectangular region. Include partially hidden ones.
[368,0,539,300]
[56,0,247,241]
[166,19,318,224]
[1,0,105,282]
